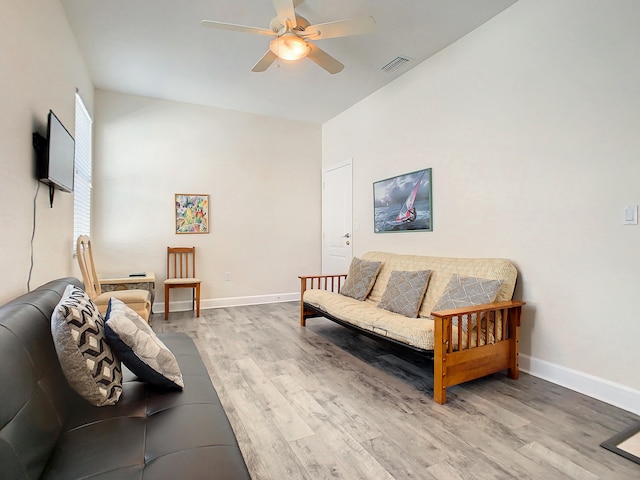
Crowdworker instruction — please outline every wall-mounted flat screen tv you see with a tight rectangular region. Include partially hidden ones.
[35,110,75,193]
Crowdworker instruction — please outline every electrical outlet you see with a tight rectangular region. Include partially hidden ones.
[224,272,231,281]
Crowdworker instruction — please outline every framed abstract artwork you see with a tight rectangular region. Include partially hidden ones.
[373,168,432,233]
[175,194,209,234]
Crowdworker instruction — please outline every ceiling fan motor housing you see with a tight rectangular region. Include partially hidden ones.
[269,15,310,35]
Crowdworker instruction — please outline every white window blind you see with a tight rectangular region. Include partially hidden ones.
[73,93,92,252]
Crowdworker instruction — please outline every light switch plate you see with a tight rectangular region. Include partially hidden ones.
[623,205,638,225]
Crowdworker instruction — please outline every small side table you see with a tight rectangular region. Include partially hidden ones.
[100,273,156,313]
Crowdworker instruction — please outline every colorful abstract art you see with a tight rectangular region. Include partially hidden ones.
[175,194,209,234]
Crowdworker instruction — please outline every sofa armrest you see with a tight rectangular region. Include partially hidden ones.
[431,300,526,350]
[298,274,347,326]
[431,300,526,404]
[298,274,348,293]
[431,300,525,319]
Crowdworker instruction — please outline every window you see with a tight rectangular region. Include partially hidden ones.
[73,93,92,252]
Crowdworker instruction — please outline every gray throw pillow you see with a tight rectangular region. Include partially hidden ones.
[340,257,382,301]
[378,270,432,318]
[51,285,122,406]
[105,298,184,389]
[431,274,503,330]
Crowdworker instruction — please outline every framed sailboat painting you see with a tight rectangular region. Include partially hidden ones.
[373,168,432,233]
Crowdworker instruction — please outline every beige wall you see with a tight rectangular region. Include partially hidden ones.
[92,90,322,310]
[0,0,93,304]
[323,0,640,412]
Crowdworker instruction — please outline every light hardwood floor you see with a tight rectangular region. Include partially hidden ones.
[151,303,640,480]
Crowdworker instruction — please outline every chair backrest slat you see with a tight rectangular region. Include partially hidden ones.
[167,247,196,280]
[76,235,102,297]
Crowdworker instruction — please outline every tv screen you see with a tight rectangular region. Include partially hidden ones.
[37,110,75,193]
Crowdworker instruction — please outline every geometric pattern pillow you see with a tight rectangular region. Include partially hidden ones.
[105,298,184,389]
[378,270,432,318]
[51,285,122,406]
[431,274,503,330]
[340,257,382,301]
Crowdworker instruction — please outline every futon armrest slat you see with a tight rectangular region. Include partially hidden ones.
[299,274,347,326]
[298,274,347,292]
[431,300,525,318]
[298,274,347,280]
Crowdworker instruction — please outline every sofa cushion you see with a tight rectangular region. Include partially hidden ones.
[51,285,122,406]
[105,297,184,389]
[431,274,503,330]
[378,270,432,318]
[340,257,382,301]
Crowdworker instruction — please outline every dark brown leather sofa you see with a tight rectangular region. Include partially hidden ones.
[0,278,251,480]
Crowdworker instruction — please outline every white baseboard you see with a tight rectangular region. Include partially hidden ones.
[520,354,640,416]
[205,292,299,309]
[154,292,299,315]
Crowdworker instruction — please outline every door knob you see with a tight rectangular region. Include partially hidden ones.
[342,233,351,238]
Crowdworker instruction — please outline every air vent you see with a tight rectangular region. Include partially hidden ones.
[381,56,412,74]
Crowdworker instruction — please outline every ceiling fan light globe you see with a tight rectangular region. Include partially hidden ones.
[269,35,310,61]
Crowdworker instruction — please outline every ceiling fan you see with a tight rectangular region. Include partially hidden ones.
[201,0,375,74]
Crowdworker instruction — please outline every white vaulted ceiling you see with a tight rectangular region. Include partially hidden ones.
[61,0,517,123]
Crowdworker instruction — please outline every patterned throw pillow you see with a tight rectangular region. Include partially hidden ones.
[431,274,503,330]
[105,298,184,389]
[51,285,122,406]
[340,257,382,301]
[378,270,432,318]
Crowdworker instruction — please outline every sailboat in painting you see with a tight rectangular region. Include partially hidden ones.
[395,170,425,223]
[373,168,432,233]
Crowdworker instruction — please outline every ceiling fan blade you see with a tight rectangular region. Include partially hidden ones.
[306,43,344,74]
[272,0,297,28]
[302,16,375,40]
[201,20,274,37]
[251,50,278,72]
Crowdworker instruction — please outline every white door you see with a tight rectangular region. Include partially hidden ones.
[322,162,353,274]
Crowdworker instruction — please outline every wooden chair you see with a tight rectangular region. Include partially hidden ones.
[164,246,201,320]
[76,235,152,321]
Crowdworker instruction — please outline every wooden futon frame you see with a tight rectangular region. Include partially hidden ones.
[299,274,525,404]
